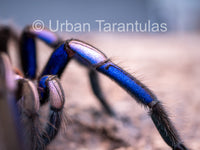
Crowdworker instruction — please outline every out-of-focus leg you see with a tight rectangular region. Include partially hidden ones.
[0,53,25,150]
[89,69,116,116]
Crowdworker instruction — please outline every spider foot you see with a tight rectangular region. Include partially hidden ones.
[173,143,188,150]
[150,102,189,150]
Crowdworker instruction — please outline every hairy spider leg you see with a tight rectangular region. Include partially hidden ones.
[40,41,116,116]
[20,26,114,116]
[1,25,189,149]
[70,40,188,150]
[20,26,60,79]
[16,78,41,150]
[16,75,64,150]
[40,39,188,150]
[0,53,25,150]
[69,40,188,150]
[20,30,37,79]
[41,44,69,78]
[0,26,64,149]
[38,75,65,148]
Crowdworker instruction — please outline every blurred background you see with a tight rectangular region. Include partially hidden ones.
[0,0,200,150]
[0,0,200,32]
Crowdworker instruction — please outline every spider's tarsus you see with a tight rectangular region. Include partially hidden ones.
[150,102,188,150]
[173,143,188,150]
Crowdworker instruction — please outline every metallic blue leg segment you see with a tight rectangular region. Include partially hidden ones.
[41,44,69,77]
[41,40,117,116]
[28,26,60,47]
[20,26,61,79]
[97,62,155,105]
[34,30,59,46]
[68,39,156,105]
[68,40,107,66]
[20,34,37,79]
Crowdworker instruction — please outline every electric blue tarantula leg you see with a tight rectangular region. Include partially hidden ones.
[40,43,116,117]
[20,26,114,116]
[66,40,188,150]
[40,44,70,78]
[38,75,65,148]
[19,26,60,79]
[0,53,25,150]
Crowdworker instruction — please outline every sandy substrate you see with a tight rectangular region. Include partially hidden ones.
[8,32,200,150]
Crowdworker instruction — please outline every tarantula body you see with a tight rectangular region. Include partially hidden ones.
[0,25,188,150]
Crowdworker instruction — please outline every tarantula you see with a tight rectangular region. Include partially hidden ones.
[0,25,188,150]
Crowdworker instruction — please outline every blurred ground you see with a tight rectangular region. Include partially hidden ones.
[10,33,200,150]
